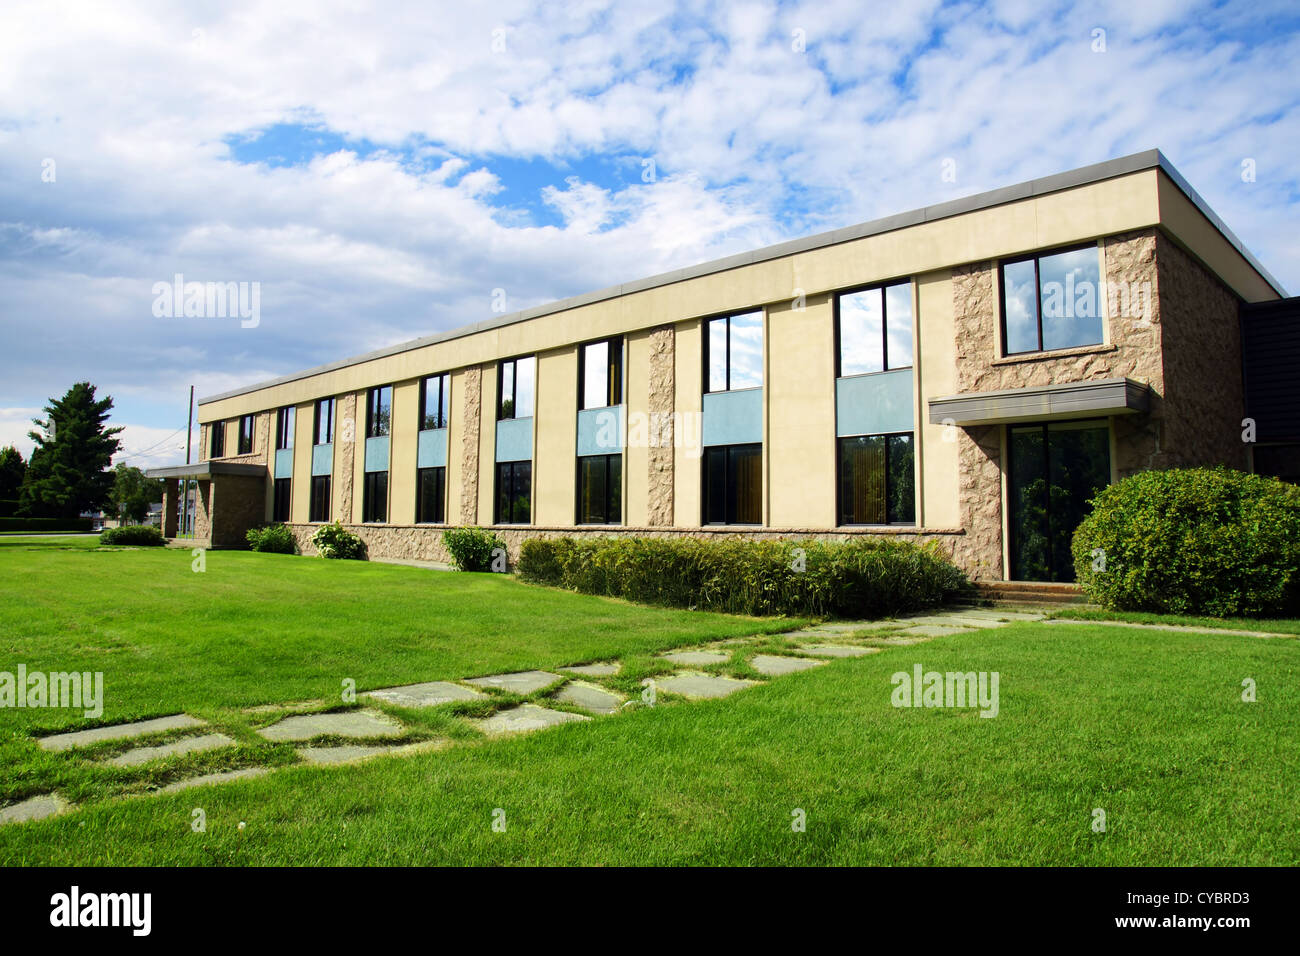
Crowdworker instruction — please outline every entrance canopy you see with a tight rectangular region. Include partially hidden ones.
[145,461,265,480]
[927,377,1150,427]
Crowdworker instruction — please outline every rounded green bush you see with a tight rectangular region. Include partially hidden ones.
[442,527,506,572]
[246,523,298,554]
[99,525,165,546]
[310,520,366,560]
[1072,466,1300,616]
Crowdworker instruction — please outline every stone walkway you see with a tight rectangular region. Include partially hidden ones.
[2,606,1048,826]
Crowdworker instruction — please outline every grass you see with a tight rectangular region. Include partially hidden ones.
[2,543,1298,865]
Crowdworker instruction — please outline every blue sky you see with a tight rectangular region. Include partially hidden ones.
[1,0,1298,467]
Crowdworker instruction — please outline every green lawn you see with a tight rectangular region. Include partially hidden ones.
[2,541,1298,865]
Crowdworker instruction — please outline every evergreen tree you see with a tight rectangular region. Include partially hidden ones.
[0,445,24,500]
[18,382,124,518]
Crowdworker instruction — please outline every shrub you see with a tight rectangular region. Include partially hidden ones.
[518,535,968,618]
[443,527,506,572]
[246,523,298,554]
[99,525,165,546]
[1072,467,1300,616]
[310,521,366,560]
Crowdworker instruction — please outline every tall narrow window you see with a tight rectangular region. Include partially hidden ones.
[702,444,762,524]
[495,460,532,524]
[579,338,623,409]
[420,374,449,430]
[237,414,254,455]
[1000,245,1103,355]
[838,433,915,525]
[366,386,392,438]
[363,470,388,523]
[314,397,335,445]
[275,406,295,450]
[416,467,446,524]
[836,281,913,375]
[272,477,292,522]
[704,311,764,392]
[498,356,536,419]
[209,422,226,458]
[577,454,622,524]
[309,475,331,522]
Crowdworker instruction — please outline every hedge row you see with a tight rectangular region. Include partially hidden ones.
[99,525,165,546]
[518,536,969,618]
[1073,466,1300,616]
[0,517,94,532]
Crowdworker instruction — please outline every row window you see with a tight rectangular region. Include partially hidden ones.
[836,282,913,375]
[577,454,621,525]
[498,356,536,420]
[272,477,291,522]
[363,471,388,523]
[495,460,532,524]
[417,466,447,524]
[314,397,335,445]
[310,475,331,522]
[703,443,762,525]
[209,421,225,458]
[579,338,623,409]
[838,434,915,525]
[275,406,294,450]
[237,414,254,455]
[1001,245,1104,355]
[420,374,449,430]
[367,386,392,439]
[705,311,763,392]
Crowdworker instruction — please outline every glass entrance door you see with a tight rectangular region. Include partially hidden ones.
[1007,420,1110,581]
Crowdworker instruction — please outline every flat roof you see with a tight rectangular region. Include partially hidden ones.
[199,149,1287,406]
[145,461,266,480]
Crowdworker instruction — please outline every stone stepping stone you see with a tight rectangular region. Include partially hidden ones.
[465,671,563,694]
[559,662,620,677]
[296,740,448,766]
[657,672,757,699]
[902,615,1006,629]
[660,650,729,666]
[798,644,881,657]
[808,620,897,633]
[156,768,269,795]
[364,681,485,707]
[258,709,404,742]
[38,714,205,752]
[0,793,70,826]
[477,704,589,736]
[556,682,623,715]
[749,654,826,676]
[243,699,324,715]
[898,625,973,637]
[957,609,1045,621]
[107,733,235,767]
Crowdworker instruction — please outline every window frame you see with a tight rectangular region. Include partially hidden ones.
[418,373,450,431]
[209,421,226,458]
[366,385,393,439]
[272,477,292,522]
[275,406,295,451]
[998,243,1104,357]
[494,459,532,524]
[835,431,916,527]
[702,310,764,394]
[314,398,335,446]
[309,474,331,523]
[415,466,447,524]
[575,453,622,525]
[833,280,914,377]
[362,470,388,524]
[578,337,624,410]
[701,442,763,526]
[237,414,255,455]
[497,355,536,421]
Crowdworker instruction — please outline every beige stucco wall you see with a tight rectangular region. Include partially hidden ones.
[916,270,960,529]
[624,330,651,527]
[476,364,498,524]
[290,401,313,524]
[535,347,578,526]
[389,381,418,523]
[767,293,836,527]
